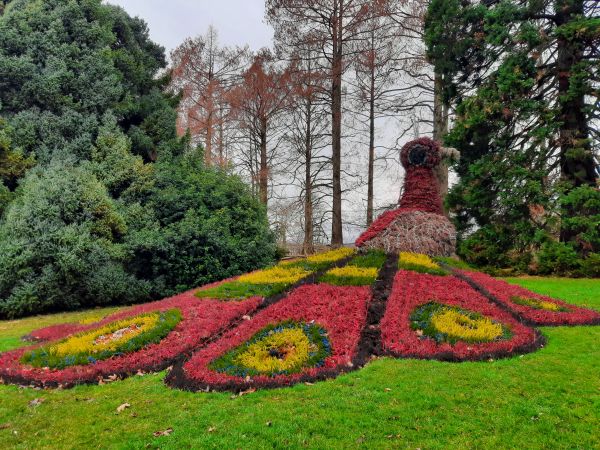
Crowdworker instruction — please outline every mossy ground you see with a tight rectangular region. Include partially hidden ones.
[0,278,598,449]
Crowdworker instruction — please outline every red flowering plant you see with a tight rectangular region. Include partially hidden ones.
[23,323,88,343]
[0,289,260,388]
[166,283,372,392]
[456,270,600,326]
[23,276,244,344]
[380,271,543,361]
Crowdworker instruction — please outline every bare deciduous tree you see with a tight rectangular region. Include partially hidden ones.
[170,26,248,165]
[266,0,381,246]
[228,51,292,206]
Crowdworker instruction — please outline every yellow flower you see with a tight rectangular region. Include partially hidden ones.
[399,252,441,270]
[238,265,310,285]
[236,328,311,373]
[306,247,355,264]
[49,314,160,357]
[79,314,106,325]
[325,266,378,279]
[534,301,561,311]
[431,309,503,342]
[512,296,565,311]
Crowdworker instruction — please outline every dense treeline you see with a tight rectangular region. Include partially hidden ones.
[0,0,598,319]
[426,0,600,276]
[0,0,276,318]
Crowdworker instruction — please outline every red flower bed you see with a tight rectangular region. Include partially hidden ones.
[457,270,600,326]
[168,284,372,392]
[0,289,260,388]
[23,323,87,343]
[23,276,243,344]
[399,167,443,214]
[380,271,542,361]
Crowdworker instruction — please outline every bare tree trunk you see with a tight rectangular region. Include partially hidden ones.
[303,101,315,255]
[367,60,376,226]
[555,0,597,243]
[330,5,344,247]
[433,70,449,210]
[259,119,269,205]
[205,111,213,166]
[218,104,225,166]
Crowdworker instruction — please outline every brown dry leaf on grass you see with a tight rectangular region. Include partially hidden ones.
[116,403,130,413]
[153,428,173,437]
[28,398,45,407]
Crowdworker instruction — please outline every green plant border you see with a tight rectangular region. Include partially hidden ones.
[319,250,385,286]
[208,320,331,378]
[21,309,182,369]
[511,296,570,312]
[410,302,512,344]
[398,262,448,276]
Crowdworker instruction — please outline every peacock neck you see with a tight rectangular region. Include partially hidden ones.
[399,167,444,215]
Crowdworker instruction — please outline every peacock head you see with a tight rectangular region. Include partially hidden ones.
[400,137,441,170]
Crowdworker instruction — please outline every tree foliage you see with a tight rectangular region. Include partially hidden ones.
[426,0,600,273]
[0,0,172,163]
[0,118,34,214]
[0,0,276,318]
[0,162,148,318]
[125,151,277,296]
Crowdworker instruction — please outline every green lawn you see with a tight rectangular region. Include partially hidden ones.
[0,278,598,449]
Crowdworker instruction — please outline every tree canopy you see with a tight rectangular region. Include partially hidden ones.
[0,0,174,163]
[0,0,276,318]
[426,0,600,275]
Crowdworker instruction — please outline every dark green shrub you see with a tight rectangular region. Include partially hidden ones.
[0,1,277,318]
[0,163,151,319]
[124,153,277,297]
[457,226,513,269]
[537,241,581,277]
[578,253,600,278]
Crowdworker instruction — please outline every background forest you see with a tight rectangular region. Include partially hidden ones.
[0,0,598,318]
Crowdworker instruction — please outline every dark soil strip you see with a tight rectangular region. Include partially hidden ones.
[444,265,600,327]
[447,266,539,327]
[165,253,399,393]
[354,252,398,364]
[1,256,356,390]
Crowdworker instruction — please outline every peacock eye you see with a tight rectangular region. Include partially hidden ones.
[408,144,429,166]
[208,321,331,377]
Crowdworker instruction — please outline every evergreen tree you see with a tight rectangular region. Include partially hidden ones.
[426,0,600,272]
[0,118,34,214]
[0,0,172,164]
[0,0,277,318]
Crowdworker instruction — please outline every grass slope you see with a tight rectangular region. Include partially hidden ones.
[0,278,598,449]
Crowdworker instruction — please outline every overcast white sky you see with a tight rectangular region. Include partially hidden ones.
[106,0,274,54]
